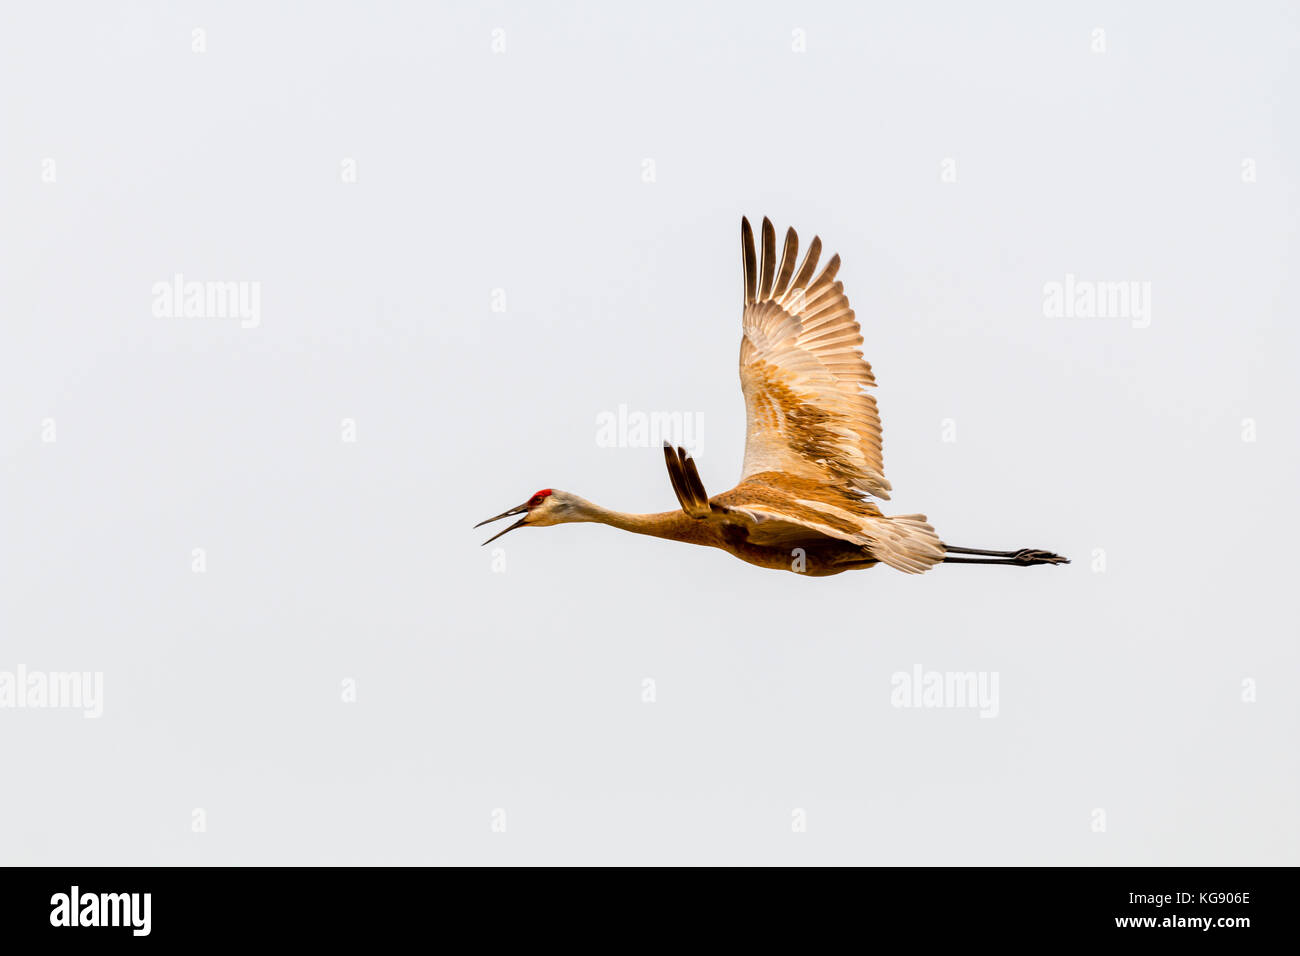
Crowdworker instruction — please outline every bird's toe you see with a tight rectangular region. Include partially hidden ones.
[1013,548,1069,566]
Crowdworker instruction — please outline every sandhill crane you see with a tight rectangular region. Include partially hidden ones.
[477,217,1068,576]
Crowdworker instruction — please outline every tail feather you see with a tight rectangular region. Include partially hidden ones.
[865,513,946,574]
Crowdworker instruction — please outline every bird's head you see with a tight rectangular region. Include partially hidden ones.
[475,489,584,545]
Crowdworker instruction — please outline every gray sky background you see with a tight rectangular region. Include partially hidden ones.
[2,1,1296,864]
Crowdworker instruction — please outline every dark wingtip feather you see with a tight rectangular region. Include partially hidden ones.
[788,235,822,300]
[772,227,799,299]
[810,252,841,293]
[759,218,777,300]
[741,217,757,306]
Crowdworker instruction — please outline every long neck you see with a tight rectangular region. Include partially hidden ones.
[572,500,691,541]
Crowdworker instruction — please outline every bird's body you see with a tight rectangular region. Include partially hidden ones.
[478,217,1067,575]
[518,478,883,576]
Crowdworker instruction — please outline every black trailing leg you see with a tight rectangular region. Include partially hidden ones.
[942,546,1069,566]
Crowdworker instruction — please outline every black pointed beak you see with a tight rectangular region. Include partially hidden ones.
[475,503,529,546]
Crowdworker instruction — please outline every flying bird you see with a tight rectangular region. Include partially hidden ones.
[477,217,1067,576]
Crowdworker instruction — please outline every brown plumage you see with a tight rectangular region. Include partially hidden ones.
[476,217,1068,575]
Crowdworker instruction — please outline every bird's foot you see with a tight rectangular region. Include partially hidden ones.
[1011,549,1069,566]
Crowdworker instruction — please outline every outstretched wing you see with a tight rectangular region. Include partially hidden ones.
[738,217,890,500]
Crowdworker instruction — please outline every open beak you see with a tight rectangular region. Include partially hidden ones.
[475,503,530,546]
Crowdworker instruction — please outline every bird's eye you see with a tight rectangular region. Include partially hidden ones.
[528,495,542,507]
